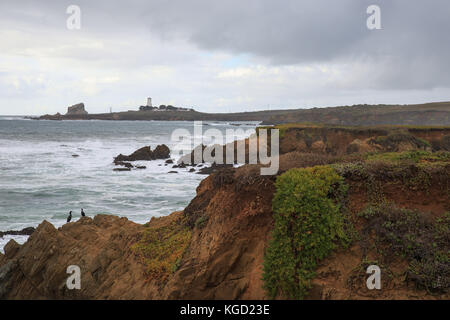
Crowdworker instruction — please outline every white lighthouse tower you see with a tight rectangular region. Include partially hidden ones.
[146,97,152,107]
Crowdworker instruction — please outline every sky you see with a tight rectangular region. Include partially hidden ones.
[0,0,449,115]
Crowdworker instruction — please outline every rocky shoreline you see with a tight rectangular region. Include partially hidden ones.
[1,124,449,299]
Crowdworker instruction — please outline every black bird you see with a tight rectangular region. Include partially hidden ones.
[67,211,72,223]
[81,208,85,217]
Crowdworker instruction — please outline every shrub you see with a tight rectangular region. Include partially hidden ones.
[262,166,350,299]
[359,203,449,292]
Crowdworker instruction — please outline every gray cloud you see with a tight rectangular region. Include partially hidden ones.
[0,0,449,115]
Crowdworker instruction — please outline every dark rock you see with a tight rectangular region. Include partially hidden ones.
[153,145,170,159]
[113,144,170,163]
[71,154,79,158]
[168,171,178,174]
[115,161,134,168]
[165,159,174,164]
[136,166,146,169]
[197,163,233,175]
[114,146,153,162]
[0,227,35,238]
[189,168,196,172]
[113,168,131,172]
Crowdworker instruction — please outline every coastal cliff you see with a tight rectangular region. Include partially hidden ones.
[1,125,449,300]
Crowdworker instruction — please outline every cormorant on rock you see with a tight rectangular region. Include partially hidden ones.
[67,211,72,223]
[81,208,85,217]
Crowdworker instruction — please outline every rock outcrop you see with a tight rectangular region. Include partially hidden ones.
[114,145,171,164]
[66,103,88,116]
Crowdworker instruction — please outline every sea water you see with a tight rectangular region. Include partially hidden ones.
[0,117,257,252]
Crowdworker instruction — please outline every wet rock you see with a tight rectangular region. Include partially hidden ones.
[115,161,134,168]
[153,145,170,159]
[71,154,79,158]
[136,166,146,169]
[114,144,170,163]
[168,171,178,174]
[189,168,196,172]
[114,146,153,162]
[113,168,131,172]
[165,159,174,164]
[0,227,35,238]
[197,163,233,175]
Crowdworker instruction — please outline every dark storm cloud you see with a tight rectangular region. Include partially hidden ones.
[137,0,450,89]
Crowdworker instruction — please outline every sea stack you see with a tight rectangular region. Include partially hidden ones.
[66,103,88,116]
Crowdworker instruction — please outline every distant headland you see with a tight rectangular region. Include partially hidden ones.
[29,100,450,126]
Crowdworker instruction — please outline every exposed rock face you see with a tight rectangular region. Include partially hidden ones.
[66,103,88,115]
[0,216,156,299]
[114,145,170,163]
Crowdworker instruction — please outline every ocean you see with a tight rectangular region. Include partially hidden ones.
[0,117,258,252]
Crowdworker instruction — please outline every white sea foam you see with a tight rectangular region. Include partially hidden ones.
[0,119,257,252]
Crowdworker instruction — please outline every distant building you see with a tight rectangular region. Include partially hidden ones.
[138,98,194,112]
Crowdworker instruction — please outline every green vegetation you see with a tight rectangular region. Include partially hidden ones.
[366,150,450,164]
[132,217,192,282]
[262,166,351,299]
[359,203,449,293]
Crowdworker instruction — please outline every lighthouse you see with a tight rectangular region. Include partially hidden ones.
[146,97,152,107]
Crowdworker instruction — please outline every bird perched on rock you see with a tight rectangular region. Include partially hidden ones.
[67,211,72,223]
[81,208,85,217]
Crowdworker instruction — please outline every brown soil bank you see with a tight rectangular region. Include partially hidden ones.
[1,127,449,300]
[261,124,450,156]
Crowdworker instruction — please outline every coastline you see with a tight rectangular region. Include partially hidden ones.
[30,101,450,126]
[1,124,449,299]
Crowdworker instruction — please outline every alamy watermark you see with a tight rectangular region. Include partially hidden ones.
[66,5,81,30]
[366,265,381,290]
[171,121,279,175]
[66,265,81,290]
[367,5,381,30]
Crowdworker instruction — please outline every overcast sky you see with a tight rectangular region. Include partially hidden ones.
[0,0,449,115]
